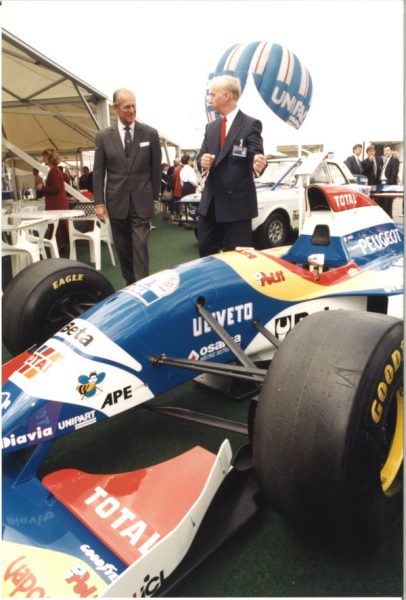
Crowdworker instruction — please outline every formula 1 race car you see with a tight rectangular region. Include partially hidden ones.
[2,183,403,597]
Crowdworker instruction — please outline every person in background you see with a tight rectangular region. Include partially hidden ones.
[344,143,364,176]
[361,144,381,186]
[93,87,161,285]
[160,163,170,220]
[42,148,69,249]
[79,166,90,189]
[166,157,181,222]
[180,154,198,197]
[378,144,400,217]
[33,168,44,199]
[171,159,184,224]
[196,75,266,257]
[380,144,400,185]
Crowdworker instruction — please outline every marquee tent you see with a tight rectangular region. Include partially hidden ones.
[2,28,179,167]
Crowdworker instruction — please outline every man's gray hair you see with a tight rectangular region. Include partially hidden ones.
[209,75,241,101]
[113,88,135,104]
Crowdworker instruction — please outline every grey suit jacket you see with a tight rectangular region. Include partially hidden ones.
[197,110,264,222]
[93,120,162,219]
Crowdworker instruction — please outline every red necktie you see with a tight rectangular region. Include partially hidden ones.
[220,116,227,148]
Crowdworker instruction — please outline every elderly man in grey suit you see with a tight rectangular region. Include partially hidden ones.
[93,88,162,285]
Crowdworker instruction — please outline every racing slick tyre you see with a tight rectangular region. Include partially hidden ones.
[2,258,115,356]
[253,310,403,545]
[254,211,289,249]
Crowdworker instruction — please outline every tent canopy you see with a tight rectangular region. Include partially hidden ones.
[2,29,179,164]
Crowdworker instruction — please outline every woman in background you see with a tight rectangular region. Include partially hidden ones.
[42,148,69,249]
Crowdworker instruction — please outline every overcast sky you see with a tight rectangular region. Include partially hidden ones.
[2,0,404,157]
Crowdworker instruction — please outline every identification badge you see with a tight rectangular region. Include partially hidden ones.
[232,139,247,157]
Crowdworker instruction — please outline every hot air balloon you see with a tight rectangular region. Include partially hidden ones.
[205,41,313,130]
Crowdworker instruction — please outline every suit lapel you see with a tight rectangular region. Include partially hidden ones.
[110,125,127,166]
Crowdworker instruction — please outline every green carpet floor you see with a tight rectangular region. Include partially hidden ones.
[2,213,403,597]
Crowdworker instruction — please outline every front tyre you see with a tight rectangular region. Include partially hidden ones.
[2,258,115,356]
[253,310,403,545]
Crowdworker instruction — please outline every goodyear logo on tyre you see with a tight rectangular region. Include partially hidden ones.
[371,340,403,424]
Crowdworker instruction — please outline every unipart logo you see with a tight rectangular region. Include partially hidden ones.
[193,303,253,337]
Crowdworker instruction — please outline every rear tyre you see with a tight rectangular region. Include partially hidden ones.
[2,258,115,356]
[253,310,403,545]
[254,211,289,249]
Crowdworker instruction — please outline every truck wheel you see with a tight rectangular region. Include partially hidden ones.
[2,259,115,356]
[254,211,289,249]
[253,310,403,545]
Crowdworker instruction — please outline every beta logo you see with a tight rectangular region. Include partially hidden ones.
[59,321,94,347]
[18,344,64,379]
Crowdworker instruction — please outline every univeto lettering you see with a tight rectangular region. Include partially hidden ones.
[192,303,253,337]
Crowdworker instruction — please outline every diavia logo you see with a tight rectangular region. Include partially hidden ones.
[59,321,94,347]
[2,427,53,450]
[18,344,64,379]
[77,372,106,400]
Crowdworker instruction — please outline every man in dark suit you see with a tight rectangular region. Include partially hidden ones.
[380,144,400,185]
[344,143,364,176]
[196,75,266,257]
[93,88,161,284]
[377,144,401,217]
[361,144,381,186]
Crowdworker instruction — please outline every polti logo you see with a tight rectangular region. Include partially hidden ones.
[18,344,64,379]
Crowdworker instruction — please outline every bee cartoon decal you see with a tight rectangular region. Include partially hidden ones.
[76,371,105,399]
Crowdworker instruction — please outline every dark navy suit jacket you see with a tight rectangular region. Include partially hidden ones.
[197,110,264,223]
[344,155,363,175]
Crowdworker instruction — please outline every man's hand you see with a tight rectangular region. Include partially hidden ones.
[200,153,216,171]
[253,154,266,175]
[95,203,108,223]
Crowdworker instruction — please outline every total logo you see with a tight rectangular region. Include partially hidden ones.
[189,334,242,360]
[17,344,64,379]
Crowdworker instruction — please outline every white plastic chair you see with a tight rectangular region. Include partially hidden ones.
[2,216,45,276]
[68,203,115,270]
